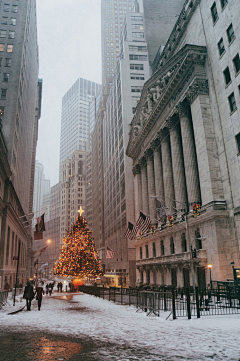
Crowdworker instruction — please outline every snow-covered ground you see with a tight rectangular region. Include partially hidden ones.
[1,292,240,360]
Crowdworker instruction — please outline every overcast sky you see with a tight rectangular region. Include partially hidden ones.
[36,0,102,186]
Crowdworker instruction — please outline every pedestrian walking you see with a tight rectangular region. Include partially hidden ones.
[35,283,44,311]
[23,281,34,311]
[60,282,63,292]
[49,283,53,296]
[4,282,10,291]
[46,283,49,295]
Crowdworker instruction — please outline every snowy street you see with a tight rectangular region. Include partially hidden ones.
[0,292,240,360]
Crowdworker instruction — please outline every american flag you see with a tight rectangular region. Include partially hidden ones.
[124,221,138,240]
[136,212,151,233]
[106,246,115,259]
[35,214,46,233]
[39,245,48,256]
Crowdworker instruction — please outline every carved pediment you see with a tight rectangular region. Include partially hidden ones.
[126,44,207,160]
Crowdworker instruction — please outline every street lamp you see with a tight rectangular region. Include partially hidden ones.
[208,264,212,290]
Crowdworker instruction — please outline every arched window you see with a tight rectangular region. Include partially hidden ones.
[181,233,187,252]
[152,242,156,257]
[160,240,164,256]
[170,237,175,254]
[195,228,202,250]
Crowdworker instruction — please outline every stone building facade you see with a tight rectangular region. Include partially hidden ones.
[0,0,41,289]
[126,0,240,288]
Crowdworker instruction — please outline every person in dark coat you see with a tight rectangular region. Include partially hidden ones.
[35,283,44,310]
[23,281,34,311]
[48,283,53,296]
[59,282,63,292]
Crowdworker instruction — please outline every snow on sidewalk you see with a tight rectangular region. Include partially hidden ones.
[1,292,240,360]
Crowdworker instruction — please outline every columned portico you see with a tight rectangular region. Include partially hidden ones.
[151,138,165,206]
[139,157,149,216]
[167,115,188,212]
[159,128,175,215]
[145,149,156,223]
[177,103,201,207]
[133,164,142,222]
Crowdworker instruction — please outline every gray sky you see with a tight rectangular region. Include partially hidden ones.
[36,0,102,186]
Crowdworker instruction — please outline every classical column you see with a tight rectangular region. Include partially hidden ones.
[133,164,142,222]
[177,103,201,207]
[186,79,224,205]
[167,115,188,212]
[159,128,175,215]
[139,157,149,216]
[145,149,156,222]
[151,138,165,205]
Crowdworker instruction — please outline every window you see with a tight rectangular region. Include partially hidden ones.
[0,29,7,38]
[152,242,156,258]
[181,233,187,253]
[3,4,10,12]
[7,44,13,52]
[223,67,231,85]
[129,45,147,52]
[5,58,11,66]
[236,133,240,154]
[0,106,5,116]
[129,54,147,61]
[0,58,2,66]
[145,244,149,258]
[228,92,237,113]
[217,38,225,56]
[10,18,16,25]
[0,44,4,52]
[140,246,142,259]
[131,24,144,29]
[11,5,18,13]
[1,17,8,25]
[160,240,164,256]
[170,237,175,254]
[3,73,9,82]
[1,89,7,99]
[220,0,227,9]
[211,2,218,23]
[131,86,142,93]
[227,23,235,44]
[131,16,143,21]
[130,73,144,80]
[233,54,240,74]
[8,30,14,38]
[132,32,144,38]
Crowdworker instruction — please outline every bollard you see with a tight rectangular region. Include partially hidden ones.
[195,287,200,318]
[121,286,123,304]
[172,288,176,320]
[186,288,191,319]
[109,287,111,301]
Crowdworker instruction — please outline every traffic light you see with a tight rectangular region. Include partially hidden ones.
[180,214,185,222]
[168,215,173,227]
[151,226,155,234]
[193,203,200,217]
[192,249,197,258]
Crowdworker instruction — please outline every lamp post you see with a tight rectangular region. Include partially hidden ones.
[231,261,236,288]
[208,264,212,290]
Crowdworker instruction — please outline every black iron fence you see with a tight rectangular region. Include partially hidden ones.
[79,285,240,320]
[0,291,8,309]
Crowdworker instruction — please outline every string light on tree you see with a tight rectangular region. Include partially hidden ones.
[54,210,103,278]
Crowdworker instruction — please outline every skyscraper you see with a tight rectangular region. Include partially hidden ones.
[0,0,41,288]
[59,78,101,179]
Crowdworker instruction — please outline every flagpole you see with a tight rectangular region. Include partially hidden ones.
[13,241,21,306]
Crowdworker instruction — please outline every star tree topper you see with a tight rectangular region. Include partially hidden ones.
[78,206,84,217]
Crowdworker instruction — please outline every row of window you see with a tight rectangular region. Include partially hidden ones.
[132,32,144,38]
[223,54,240,87]
[0,43,13,53]
[217,23,235,58]
[211,0,228,24]
[129,54,147,61]
[0,29,15,38]
[1,17,16,26]
[3,4,18,13]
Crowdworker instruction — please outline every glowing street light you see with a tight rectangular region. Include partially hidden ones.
[208,264,212,289]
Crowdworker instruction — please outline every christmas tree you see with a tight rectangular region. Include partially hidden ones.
[54,213,103,278]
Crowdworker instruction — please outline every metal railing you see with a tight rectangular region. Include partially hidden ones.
[0,291,8,309]
[79,285,240,319]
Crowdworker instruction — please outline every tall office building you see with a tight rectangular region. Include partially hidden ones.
[101,0,136,92]
[59,78,101,180]
[0,0,41,288]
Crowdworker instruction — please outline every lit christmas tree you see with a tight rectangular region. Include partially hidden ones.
[54,210,103,278]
